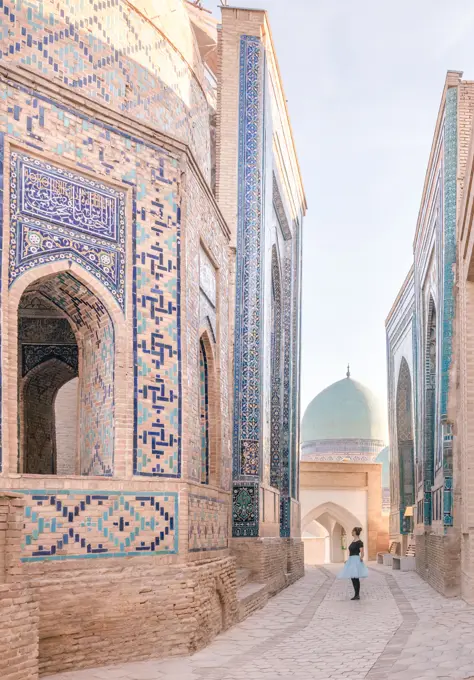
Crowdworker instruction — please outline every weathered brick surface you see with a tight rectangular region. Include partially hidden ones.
[230,538,304,596]
[0,582,39,680]
[22,556,237,676]
[0,495,39,680]
[415,532,460,597]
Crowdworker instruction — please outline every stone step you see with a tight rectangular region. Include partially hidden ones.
[237,582,268,622]
[236,567,252,589]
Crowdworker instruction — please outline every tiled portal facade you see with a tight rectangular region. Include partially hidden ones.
[386,71,474,598]
[0,2,305,678]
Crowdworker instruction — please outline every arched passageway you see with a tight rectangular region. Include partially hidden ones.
[17,272,115,476]
[302,502,362,565]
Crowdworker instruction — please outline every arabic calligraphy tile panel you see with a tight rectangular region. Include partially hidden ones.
[15,489,178,561]
[9,152,126,309]
[19,158,123,240]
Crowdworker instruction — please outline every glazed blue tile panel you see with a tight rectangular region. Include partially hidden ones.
[440,88,457,419]
[232,35,264,483]
[132,163,182,479]
[290,231,300,501]
[14,489,178,562]
[441,88,457,528]
[22,344,78,376]
[9,152,126,309]
[280,497,290,538]
[232,482,259,538]
[280,248,293,537]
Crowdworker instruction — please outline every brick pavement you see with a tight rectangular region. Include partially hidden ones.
[44,565,474,680]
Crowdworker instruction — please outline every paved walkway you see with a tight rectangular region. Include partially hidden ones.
[45,564,474,680]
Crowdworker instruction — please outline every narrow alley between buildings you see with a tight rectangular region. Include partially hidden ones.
[45,565,474,680]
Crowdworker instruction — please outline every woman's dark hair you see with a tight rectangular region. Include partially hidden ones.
[352,526,362,536]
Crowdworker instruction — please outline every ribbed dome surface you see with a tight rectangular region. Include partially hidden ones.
[301,377,384,442]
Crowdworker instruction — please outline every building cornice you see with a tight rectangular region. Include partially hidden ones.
[413,70,462,248]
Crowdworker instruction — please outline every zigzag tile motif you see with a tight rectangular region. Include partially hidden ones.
[17,489,178,561]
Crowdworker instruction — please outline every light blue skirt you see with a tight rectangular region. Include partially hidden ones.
[337,555,369,579]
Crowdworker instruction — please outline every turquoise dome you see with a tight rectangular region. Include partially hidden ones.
[302,376,384,442]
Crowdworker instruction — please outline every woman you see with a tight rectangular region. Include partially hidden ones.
[337,526,368,600]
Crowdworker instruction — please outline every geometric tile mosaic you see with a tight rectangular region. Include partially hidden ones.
[2,73,182,480]
[15,489,178,562]
[9,152,126,309]
[132,153,181,479]
[240,440,259,476]
[188,494,228,552]
[232,35,264,482]
[232,482,259,538]
[441,88,457,530]
[0,0,211,178]
[232,35,264,537]
[270,246,282,490]
[280,248,293,537]
[441,87,457,422]
[21,344,78,377]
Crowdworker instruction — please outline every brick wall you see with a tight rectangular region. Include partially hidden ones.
[0,494,39,680]
[0,583,39,680]
[21,556,236,676]
[230,537,304,595]
[416,532,460,596]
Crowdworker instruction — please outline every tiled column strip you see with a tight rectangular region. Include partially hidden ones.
[365,570,419,679]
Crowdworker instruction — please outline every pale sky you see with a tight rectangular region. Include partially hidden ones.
[205,0,474,433]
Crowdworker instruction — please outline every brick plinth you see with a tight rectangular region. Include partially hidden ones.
[230,538,304,595]
[21,556,237,676]
[415,531,460,597]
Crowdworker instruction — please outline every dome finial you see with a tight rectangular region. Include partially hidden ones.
[346,364,350,379]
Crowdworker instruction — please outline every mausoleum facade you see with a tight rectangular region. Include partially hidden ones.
[0,2,306,678]
[386,71,474,597]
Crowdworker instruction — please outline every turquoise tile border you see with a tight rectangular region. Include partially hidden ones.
[13,488,179,561]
